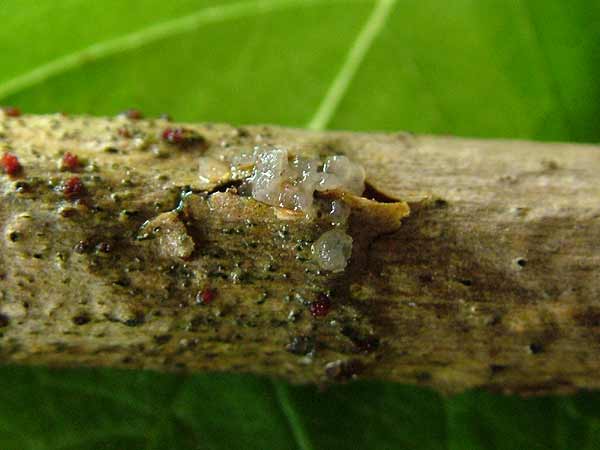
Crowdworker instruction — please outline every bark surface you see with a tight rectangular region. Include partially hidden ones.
[1,113,599,395]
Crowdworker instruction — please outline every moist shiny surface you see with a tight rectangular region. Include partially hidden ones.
[0,113,407,384]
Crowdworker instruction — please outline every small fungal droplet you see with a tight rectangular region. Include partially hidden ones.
[311,229,353,272]
[310,293,331,318]
[123,108,143,120]
[196,288,217,305]
[62,152,79,171]
[2,106,21,117]
[162,127,206,149]
[63,176,85,199]
[1,152,22,176]
[117,127,132,138]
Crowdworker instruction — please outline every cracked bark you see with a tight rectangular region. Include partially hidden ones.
[0,114,599,395]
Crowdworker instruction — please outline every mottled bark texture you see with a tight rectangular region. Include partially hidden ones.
[0,114,599,395]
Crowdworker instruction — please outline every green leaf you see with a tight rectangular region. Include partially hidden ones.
[1,0,599,449]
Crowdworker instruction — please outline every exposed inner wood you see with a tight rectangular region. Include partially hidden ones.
[0,113,599,395]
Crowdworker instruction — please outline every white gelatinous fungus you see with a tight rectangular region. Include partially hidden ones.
[311,229,353,272]
[317,155,365,196]
[227,148,367,273]
[231,148,365,215]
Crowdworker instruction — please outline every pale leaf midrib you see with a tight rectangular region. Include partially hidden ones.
[307,0,397,131]
[0,0,368,102]
[272,380,314,450]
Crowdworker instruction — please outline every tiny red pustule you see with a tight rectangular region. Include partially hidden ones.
[62,152,79,171]
[117,127,132,138]
[124,109,143,120]
[197,288,217,305]
[162,127,184,143]
[1,152,22,176]
[2,106,21,117]
[310,293,332,318]
[63,176,85,199]
[161,127,206,149]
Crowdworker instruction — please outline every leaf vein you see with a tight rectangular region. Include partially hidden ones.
[307,0,397,131]
[272,380,314,450]
[0,0,364,101]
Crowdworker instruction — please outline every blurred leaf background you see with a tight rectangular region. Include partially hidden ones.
[1,0,599,448]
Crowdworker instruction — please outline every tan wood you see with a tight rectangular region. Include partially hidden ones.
[1,113,599,395]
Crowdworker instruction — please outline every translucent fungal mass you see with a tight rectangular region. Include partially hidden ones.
[236,148,365,214]
[227,148,366,272]
[311,229,353,272]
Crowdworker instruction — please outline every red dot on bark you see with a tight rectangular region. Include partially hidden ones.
[2,106,21,117]
[197,288,217,305]
[310,293,332,318]
[64,176,84,199]
[161,127,206,149]
[62,152,79,171]
[117,127,132,138]
[124,109,143,120]
[162,127,181,143]
[1,152,22,176]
